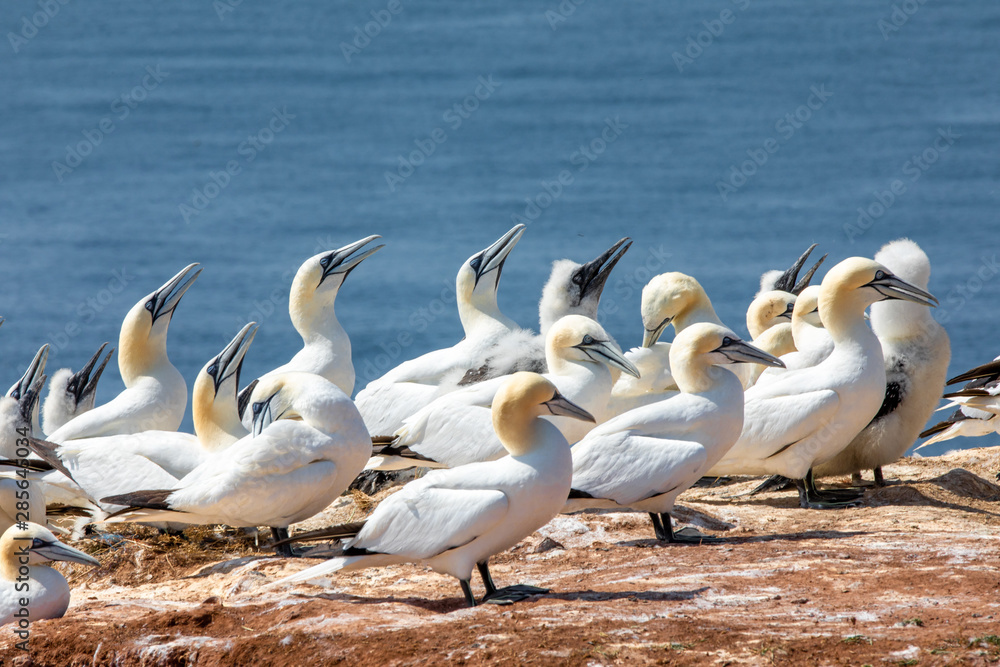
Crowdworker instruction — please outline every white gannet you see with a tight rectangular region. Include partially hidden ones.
[607,343,677,417]
[31,324,258,512]
[0,522,100,626]
[367,315,638,470]
[463,238,633,383]
[706,258,938,508]
[101,372,372,556]
[640,272,725,348]
[565,323,783,541]
[755,285,834,387]
[41,343,114,437]
[274,373,594,607]
[238,236,383,415]
[919,356,1000,447]
[742,291,797,388]
[816,240,951,484]
[6,345,50,438]
[356,225,525,436]
[48,264,202,442]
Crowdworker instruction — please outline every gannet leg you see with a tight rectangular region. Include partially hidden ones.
[477,561,497,595]
[663,513,724,544]
[805,469,865,502]
[873,466,885,487]
[648,512,668,540]
[271,527,297,558]
[460,579,477,607]
[794,475,863,510]
[479,560,549,605]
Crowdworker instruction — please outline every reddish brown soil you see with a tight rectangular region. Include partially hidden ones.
[3,449,1000,666]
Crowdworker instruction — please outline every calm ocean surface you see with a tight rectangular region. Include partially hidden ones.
[1,0,998,455]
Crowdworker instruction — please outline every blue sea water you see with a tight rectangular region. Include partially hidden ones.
[1,0,998,456]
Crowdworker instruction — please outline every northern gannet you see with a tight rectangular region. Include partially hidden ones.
[32,323,258,512]
[41,343,113,437]
[816,240,951,484]
[641,272,725,348]
[273,373,593,606]
[102,372,372,556]
[0,522,100,626]
[0,379,48,533]
[918,356,1000,448]
[239,236,383,411]
[706,258,938,508]
[356,225,525,436]
[456,237,633,392]
[48,264,202,442]
[742,291,797,387]
[565,323,783,541]
[755,285,833,385]
[366,315,638,470]
[4,345,49,445]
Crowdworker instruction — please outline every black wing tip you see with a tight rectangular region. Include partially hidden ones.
[100,489,175,511]
[948,359,1000,386]
[568,488,595,499]
[271,520,367,548]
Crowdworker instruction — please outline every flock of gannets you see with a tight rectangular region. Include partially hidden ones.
[0,229,979,619]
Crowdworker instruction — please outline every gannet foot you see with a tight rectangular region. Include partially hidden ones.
[669,527,724,544]
[796,479,863,509]
[482,585,549,605]
[743,474,793,496]
[692,476,733,488]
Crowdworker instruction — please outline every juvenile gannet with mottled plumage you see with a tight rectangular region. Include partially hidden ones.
[0,522,100,626]
[41,343,113,437]
[366,315,638,471]
[706,258,938,509]
[238,237,383,415]
[273,373,593,607]
[102,372,371,556]
[32,324,259,512]
[919,356,1000,447]
[816,240,950,484]
[566,324,783,541]
[356,225,525,436]
[47,264,201,443]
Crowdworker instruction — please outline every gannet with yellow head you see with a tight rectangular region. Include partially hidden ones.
[707,257,938,508]
[33,323,258,511]
[0,522,100,626]
[566,323,783,541]
[47,264,202,442]
[274,372,593,607]
[356,225,525,436]
[367,315,638,470]
[742,291,797,388]
[816,240,950,484]
[101,371,372,556]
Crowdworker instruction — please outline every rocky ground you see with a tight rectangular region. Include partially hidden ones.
[3,448,1000,666]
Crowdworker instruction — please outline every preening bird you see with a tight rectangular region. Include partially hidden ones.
[273,372,593,607]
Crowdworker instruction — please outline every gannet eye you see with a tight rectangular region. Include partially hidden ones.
[469,255,483,272]
[572,272,584,285]
[582,334,595,345]
[722,337,734,346]
[875,270,886,280]
[145,300,155,311]
[30,538,46,550]
[320,256,332,268]
[207,364,217,377]
[252,402,263,415]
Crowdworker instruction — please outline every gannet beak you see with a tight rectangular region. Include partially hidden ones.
[774,244,828,295]
[210,322,259,395]
[30,539,101,567]
[576,338,641,378]
[251,391,280,437]
[780,301,795,320]
[68,342,114,405]
[318,235,385,286]
[867,271,938,307]
[716,337,786,368]
[18,374,46,424]
[473,224,526,287]
[8,344,49,401]
[543,391,596,423]
[577,237,632,300]
[148,263,202,323]
[642,316,671,348]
